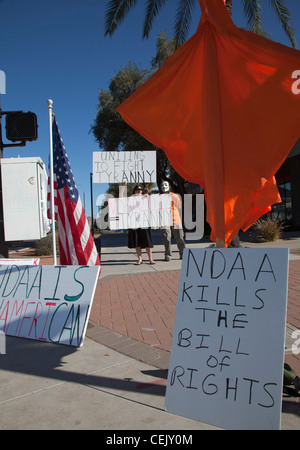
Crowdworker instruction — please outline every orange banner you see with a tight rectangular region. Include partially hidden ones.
[117,0,300,246]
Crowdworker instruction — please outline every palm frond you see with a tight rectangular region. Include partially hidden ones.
[174,0,196,48]
[143,0,167,39]
[241,0,262,33]
[105,0,138,36]
[268,0,296,48]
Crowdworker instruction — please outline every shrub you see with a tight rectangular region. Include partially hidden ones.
[34,233,59,256]
[253,217,284,242]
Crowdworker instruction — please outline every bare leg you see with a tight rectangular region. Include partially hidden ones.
[146,247,155,264]
[135,247,142,264]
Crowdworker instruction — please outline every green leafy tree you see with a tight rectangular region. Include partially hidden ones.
[91,62,150,152]
[91,33,187,197]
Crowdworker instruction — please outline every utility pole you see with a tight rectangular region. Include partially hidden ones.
[0,97,8,257]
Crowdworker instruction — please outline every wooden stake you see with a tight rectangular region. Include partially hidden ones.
[216,238,225,248]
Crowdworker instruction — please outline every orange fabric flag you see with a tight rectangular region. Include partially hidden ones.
[117,0,300,246]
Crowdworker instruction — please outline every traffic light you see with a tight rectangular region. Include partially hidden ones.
[5,112,38,142]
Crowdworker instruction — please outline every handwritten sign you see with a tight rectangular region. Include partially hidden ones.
[108,194,173,230]
[0,265,100,347]
[93,151,156,184]
[0,259,40,266]
[165,248,289,430]
[0,70,5,95]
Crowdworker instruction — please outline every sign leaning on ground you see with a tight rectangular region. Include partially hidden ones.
[165,248,289,430]
[0,258,40,266]
[93,151,157,184]
[108,194,173,230]
[0,265,100,347]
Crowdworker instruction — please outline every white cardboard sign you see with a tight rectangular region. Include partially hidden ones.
[0,265,100,347]
[165,248,289,430]
[93,151,157,184]
[0,258,40,266]
[108,194,173,230]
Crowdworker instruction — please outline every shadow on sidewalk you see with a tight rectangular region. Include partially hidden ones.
[1,336,166,398]
[282,399,300,417]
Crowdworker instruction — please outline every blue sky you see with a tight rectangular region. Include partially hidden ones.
[1,0,300,217]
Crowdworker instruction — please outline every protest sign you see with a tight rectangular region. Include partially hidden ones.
[0,259,40,266]
[93,151,156,184]
[108,194,173,230]
[0,70,5,94]
[165,248,289,430]
[0,265,100,347]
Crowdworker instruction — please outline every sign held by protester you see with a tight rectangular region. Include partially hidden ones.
[108,194,173,230]
[93,151,156,184]
[0,265,100,347]
[165,248,289,430]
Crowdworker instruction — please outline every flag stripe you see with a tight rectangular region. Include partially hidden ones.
[58,187,77,264]
[47,177,58,221]
[47,117,100,268]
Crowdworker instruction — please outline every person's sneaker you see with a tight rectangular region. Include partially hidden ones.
[165,256,170,261]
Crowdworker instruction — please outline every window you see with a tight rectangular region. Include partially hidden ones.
[272,176,292,221]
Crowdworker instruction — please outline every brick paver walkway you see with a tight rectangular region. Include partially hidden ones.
[286,261,300,330]
[90,271,180,351]
[8,247,300,376]
[90,261,300,376]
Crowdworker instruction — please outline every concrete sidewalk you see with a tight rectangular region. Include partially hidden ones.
[2,230,300,430]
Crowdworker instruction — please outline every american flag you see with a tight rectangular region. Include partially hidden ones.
[47,117,100,266]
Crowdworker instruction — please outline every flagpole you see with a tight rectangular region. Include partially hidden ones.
[48,99,57,265]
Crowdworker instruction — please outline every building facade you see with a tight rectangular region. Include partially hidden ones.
[274,138,300,226]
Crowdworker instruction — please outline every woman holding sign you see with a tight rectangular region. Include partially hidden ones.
[121,183,155,265]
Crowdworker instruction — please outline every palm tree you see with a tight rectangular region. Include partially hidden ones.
[105,0,296,49]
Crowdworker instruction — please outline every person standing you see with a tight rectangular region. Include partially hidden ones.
[121,183,155,265]
[160,181,185,261]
